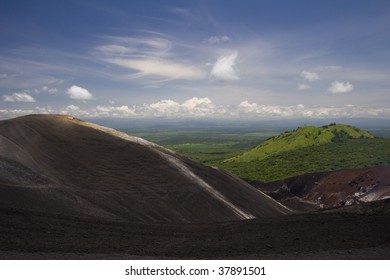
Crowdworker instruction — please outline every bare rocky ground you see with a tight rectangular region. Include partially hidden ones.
[254,167,390,211]
[1,199,390,259]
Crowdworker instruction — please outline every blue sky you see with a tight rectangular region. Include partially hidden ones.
[1,0,389,119]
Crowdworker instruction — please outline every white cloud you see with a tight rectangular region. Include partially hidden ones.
[150,100,181,114]
[96,105,136,118]
[328,81,354,94]
[66,85,94,100]
[1,99,390,120]
[106,58,205,80]
[35,106,53,114]
[41,86,58,94]
[3,92,36,102]
[207,35,230,44]
[96,36,207,82]
[65,104,80,111]
[0,74,8,79]
[181,97,214,117]
[238,100,259,112]
[210,51,239,81]
[148,98,214,117]
[182,97,212,110]
[301,71,320,81]
[297,83,311,90]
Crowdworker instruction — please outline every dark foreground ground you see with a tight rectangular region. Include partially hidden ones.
[1,199,390,260]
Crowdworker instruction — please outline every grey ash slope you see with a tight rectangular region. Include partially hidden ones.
[0,114,291,223]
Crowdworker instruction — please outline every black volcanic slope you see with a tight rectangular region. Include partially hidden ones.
[2,115,390,260]
[0,114,291,224]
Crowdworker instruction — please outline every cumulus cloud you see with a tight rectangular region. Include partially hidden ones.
[65,104,80,111]
[207,35,230,44]
[301,71,320,81]
[210,51,239,81]
[238,100,258,112]
[66,85,94,100]
[297,83,311,90]
[148,98,214,117]
[1,99,390,120]
[238,101,290,116]
[150,100,181,114]
[182,97,212,110]
[96,105,136,118]
[3,92,36,102]
[328,81,354,94]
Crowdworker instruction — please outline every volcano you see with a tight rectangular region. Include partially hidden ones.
[0,114,290,224]
[1,115,390,260]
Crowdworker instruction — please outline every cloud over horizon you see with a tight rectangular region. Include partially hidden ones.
[2,97,390,120]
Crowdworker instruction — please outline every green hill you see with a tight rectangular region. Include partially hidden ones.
[226,124,374,163]
[220,124,390,183]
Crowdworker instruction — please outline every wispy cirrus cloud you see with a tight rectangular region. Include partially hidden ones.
[106,58,206,80]
[207,35,230,44]
[96,35,206,82]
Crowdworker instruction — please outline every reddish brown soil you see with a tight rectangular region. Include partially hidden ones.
[256,167,390,210]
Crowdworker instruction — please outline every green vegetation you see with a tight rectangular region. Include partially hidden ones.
[227,124,374,162]
[219,124,390,182]
[124,128,282,165]
[220,138,390,182]
[123,123,390,183]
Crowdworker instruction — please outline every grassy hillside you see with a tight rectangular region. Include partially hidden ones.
[124,123,390,183]
[226,124,374,163]
[219,124,390,182]
[220,138,390,182]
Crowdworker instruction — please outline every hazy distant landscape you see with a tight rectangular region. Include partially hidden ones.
[122,120,390,182]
